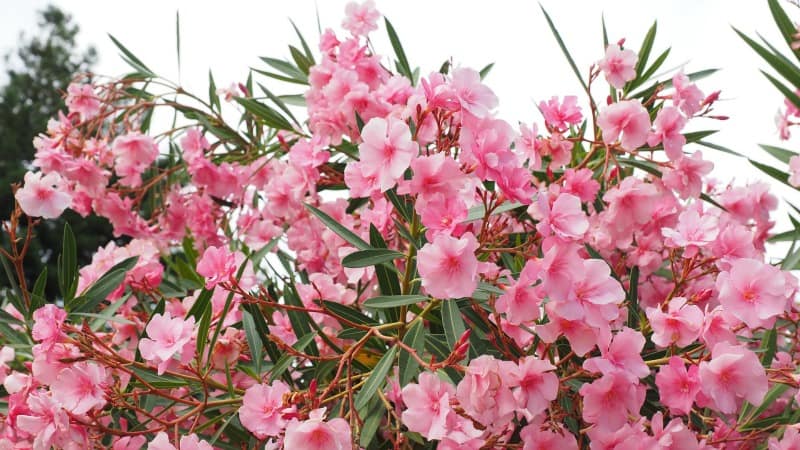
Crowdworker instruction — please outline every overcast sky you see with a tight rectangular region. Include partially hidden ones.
[2,0,799,236]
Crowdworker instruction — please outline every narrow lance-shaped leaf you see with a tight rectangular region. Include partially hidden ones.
[385,18,413,81]
[354,345,398,410]
[540,6,589,91]
[342,249,404,268]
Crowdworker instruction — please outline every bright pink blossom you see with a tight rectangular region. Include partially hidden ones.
[583,327,649,381]
[358,117,417,192]
[647,106,687,160]
[698,342,768,414]
[598,44,637,88]
[239,381,293,439]
[496,261,542,324]
[283,408,352,450]
[514,357,558,419]
[138,312,196,375]
[655,357,701,415]
[598,100,650,150]
[417,232,479,299]
[14,171,72,219]
[31,304,66,351]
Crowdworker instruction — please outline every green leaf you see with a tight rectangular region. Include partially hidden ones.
[363,295,428,309]
[638,47,671,83]
[251,68,309,86]
[320,300,378,327]
[186,288,214,320]
[463,201,524,223]
[289,19,315,65]
[289,45,311,75]
[760,327,778,366]
[208,70,221,112]
[270,332,316,382]
[305,204,371,250]
[760,144,797,164]
[258,83,300,127]
[175,11,181,78]
[234,97,293,131]
[540,5,588,91]
[354,345,398,410]
[108,34,154,76]
[697,140,743,157]
[479,62,494,80]
[627,266,640,328]
[359,400,385,448]
[741,383,790,426]
[342,249,404,268]
[195,298,212,358]
[763,70,800,111]
[769,0,800,59]
[385,18,413,81]
[58,222,77,301]
[441,300,465,350]
[736,27,800,89]
[242,311,263,375]
[67,257,138,314]
[400,320,426,384]
[635,21,658,79]
[750,158,791,187]
[259,57,308,83]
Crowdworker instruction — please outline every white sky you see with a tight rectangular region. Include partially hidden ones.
[2,0,799,240]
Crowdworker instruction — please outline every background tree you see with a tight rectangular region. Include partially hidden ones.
[0,5,113,297]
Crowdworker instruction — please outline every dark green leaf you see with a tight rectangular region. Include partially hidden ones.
[259,57,308,83]
[242,311,263,374]
[635,21,657,79]
[627,266,640,328]
[540,6,588,91]
[479,63,494,80]
[760,144,797,164]
[736,28,800,89]
[363,295,428,309]
[270,332,316,382]
[234,97,293,131]
[342,249,404,268]
[400,320,426,384]
[750,158,791,187]
[441,300,465,350]
[58,222,77,301]
[68,257,138,314]
[305,204,371,250]
[354,345,398,410]
[320,300,378,326]
[385,18,413,81]
[108,34,154,75]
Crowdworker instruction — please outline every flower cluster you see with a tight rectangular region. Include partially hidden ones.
[2,1,800,449]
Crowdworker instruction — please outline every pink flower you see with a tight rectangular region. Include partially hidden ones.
[399,153,468,200]
[646,297,704,348]
[769,427,800,450]
[148,432,213,450]
[647,106,687,160]
[138,312,196,375]
[562,168,600,202]
[598,44,638,88]
[342,0,380,37]
[662,151,713,199]
[196,246,237,289]
[598,100,650,150]
[514,357,558,419]
[283,408,352,450]
[14,171,72,219]
[715,258,789,329]
[456,355,518,432]
[579,372,645,430]
[31,304,66,351]
[790,155,800,188]
[400,371,455,440]
[65,83,101,120]
[672,71,704,116]
[239,381,293,439]
[417,232,479,299]
[655,357,701,415]
[584,327,649,382]
[539,95,582,131]
[698,342,768,414]
[16,390,75,450]
[450,67,498,118]
[358,117,417,192]
[50,362,108,415]
[111,133,159,187]
[459,116,516,181]
[535,192,588,241]
[496,261,542,324]
[520,422,578,450]
[661,209,719,258]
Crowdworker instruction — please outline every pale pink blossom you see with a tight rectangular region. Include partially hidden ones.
[342,0,380,37]
[65,83,101,120]
[514,357,558,419]
[539,95,582,131]
[583,327,649,381]
[417,232,479,299]
[519,422,578,450]
[769,427,800,450]
[579,372,645,430]
[14,171,72,219]
[647,106,687,160]
[450,67,498,118]
[400,371,455,440]
[662,151,713,199]
[239,381,293,439]
[661,209,719,258]
[196,246,237,289]
[31,304,66,351]
[111,133,159,187]
[716,258,789,329]
[50,362,108,415]
[456,355,518,432]
[358,117,417,192]
[699,342,768,414]
[138,312,196,375]
[672,71,704,116]
[598,100,650,150]
[790,155,800,187]
[598,44,638,88]
[646,297,704,348]
[283,408,352,450]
